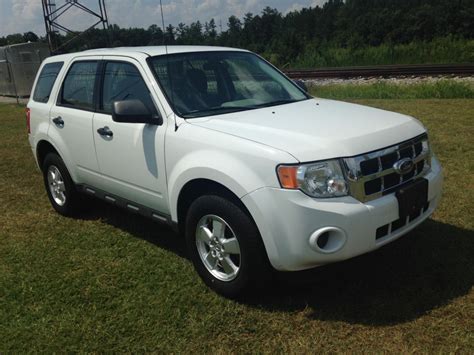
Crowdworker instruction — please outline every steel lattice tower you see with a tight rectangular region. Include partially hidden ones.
[42,0,109,54]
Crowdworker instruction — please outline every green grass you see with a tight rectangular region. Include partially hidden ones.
[0,100,473,352]
[292,37,474,68]
[310,80,474,100]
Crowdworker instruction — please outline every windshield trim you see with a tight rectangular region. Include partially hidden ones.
[180,98,311,119]
[146,50,311,119]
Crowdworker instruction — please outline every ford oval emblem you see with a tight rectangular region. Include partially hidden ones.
[393,158,415,175]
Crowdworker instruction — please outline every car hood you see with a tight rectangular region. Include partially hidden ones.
[188,98,426,162]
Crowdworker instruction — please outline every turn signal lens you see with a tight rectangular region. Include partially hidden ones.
[277,166,298,189]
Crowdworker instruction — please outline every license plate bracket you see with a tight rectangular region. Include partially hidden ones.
[396,178,428,219]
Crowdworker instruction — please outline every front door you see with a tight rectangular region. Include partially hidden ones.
[92,57,169,213]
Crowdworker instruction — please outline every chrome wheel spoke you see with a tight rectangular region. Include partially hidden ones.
[196,214,241,282]
[48,169,55,183]
[57,181,65,192]
[58,193,66,204]
[212,219,225,238]
[204,252,217,269]
[197,226,213,245]
[221,237,240,255]
[47,166,67,207]
[221,256,237,275]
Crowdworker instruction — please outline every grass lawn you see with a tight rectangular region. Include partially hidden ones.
[0,99,473,352]
[309,80,474,100]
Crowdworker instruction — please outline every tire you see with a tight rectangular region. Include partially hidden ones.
[42,153,83,217]
[185,194,272,298]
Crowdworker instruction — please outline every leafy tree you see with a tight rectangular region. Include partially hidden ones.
[204,19,217,44]
[175,22,188,41]
[165,24,176,44]
[23,32,39,42]
[148,24,164,45]
[6,33,24,45]
[2,0,472,66]
[224,15,242,46]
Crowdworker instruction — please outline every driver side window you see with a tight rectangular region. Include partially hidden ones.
[101,61,156,115]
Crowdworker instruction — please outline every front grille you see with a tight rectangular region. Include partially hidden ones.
[375,201,431,240]
[342,134,431,202]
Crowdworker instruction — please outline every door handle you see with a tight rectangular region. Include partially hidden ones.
[97,126,113,138]
[52,116,64,128]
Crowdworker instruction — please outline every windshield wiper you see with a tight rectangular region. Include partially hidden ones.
[182,99,308,118]
[251,98,306,109]
[182,106,256,118]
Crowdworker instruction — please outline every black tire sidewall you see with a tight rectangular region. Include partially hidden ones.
[185,195,271,298]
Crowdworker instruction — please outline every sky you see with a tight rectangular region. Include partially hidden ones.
[0,0,327,37]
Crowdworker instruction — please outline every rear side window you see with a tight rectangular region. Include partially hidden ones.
[32,62,63,103]
[60,61,98,110]
[101,61,156,114]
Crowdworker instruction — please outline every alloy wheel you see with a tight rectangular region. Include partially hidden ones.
[195,214,241,282]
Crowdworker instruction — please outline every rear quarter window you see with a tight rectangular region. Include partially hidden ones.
[32,62,64,103]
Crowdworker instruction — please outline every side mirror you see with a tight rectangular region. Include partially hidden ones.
[112,99,163,125]
[294,79,308,92]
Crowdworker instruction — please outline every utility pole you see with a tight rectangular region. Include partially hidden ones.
[41,0,110,54]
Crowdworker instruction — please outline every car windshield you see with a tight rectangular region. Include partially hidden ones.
[148,51,309,118]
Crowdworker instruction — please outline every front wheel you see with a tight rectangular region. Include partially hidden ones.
[185,195,272,298]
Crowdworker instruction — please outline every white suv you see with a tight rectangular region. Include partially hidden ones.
[27,46,443,297]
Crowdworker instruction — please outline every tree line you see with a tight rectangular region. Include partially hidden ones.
[1,0,473,67]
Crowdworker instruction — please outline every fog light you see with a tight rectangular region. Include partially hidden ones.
[309,227,347,254]
[316,231,330,249]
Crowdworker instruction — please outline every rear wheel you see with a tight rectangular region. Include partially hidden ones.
[185,195,272,298]
[42,153,83,216]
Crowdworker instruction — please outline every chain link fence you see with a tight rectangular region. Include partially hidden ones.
[0,42,50,99]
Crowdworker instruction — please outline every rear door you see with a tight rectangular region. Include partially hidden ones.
[92,56,169,213]
[28,61,64,141]
[48,57,102,185]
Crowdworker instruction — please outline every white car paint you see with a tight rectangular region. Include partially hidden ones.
[27,46,443,272]
[91,55,170,212]
[190,98,426,162]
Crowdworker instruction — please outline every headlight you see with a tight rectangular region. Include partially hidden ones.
[277,160,348,198]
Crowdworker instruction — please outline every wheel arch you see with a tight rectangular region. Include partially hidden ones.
[176,178,251,235]
[176,177,274,277]
[35,139,78,182]
[36,140,60,171]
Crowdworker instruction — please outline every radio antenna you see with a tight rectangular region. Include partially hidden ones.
[159,0,167,52]
[159,0,178,131]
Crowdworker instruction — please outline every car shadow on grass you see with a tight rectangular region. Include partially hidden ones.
[81,201,473,326]
[246,219,474,326]
[80,199,188,259]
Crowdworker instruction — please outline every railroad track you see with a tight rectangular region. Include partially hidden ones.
[284,64,474,79]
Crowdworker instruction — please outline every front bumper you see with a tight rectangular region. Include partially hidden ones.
[241,156,443,271]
